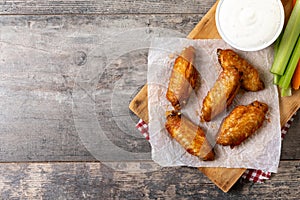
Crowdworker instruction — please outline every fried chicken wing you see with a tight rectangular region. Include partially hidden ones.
[200,66,241,122]
[216,101,268,148]
[166,46,199,110]
[165,111,215,161]
[217,49,264,91]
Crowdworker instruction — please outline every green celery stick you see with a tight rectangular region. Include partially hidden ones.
[270,0,300,75]
[279,36,300,89]
[280,86,292,97]
[273,74,281,85]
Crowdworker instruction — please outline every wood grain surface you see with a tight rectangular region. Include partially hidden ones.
[0,161,299,199]
[0,14,205,161]
[0,0,298,198]
[0,0,214,15]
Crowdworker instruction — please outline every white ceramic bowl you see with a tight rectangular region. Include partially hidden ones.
[215,0,285,51]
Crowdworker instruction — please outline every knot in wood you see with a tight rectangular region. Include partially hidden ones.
[74,51,87,66]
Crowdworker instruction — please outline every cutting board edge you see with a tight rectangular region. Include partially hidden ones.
[199,167,247,192]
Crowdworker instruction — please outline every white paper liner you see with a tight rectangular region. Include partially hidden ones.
[147,38,281,173]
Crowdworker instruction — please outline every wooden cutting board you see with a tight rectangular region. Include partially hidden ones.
[129,0,298,192]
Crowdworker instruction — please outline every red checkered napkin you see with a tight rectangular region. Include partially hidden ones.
[136,120,149,140]
[135,112,297,183]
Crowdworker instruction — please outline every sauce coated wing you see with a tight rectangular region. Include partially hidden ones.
[166,46,199,110]
[201,66,241,122]
[217,49,264,91]
[165,111,215,161]
[216,101,268,148]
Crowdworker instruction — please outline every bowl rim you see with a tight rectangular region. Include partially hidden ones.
[215,0,285,51]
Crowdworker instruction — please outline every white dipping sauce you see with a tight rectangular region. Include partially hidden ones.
[216,0,284,51]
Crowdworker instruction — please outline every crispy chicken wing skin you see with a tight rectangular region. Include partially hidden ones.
[217,49,264,91]
[165,111,215,161]
[166,46,199,110]
[200,66,241,122]
[216,101,268,148]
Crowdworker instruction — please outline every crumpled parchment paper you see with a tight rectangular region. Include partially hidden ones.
[147,38,281,173]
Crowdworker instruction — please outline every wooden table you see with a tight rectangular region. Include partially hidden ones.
[0,0,298,198]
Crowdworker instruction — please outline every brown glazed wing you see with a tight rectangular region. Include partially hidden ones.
[165,111,215,161]
[216,101,268,148]
[166,46,199,110]
[200,66,241,122]
[217,49,264,91]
